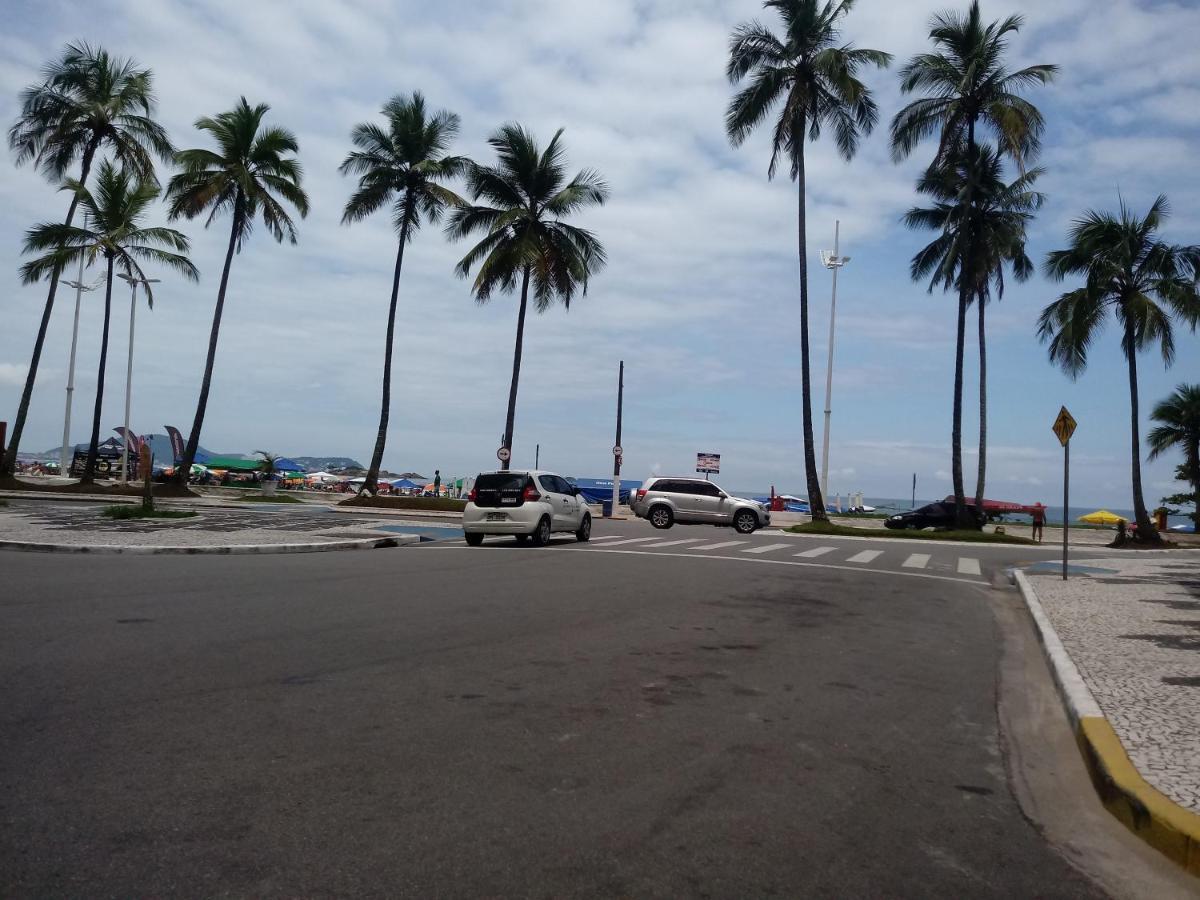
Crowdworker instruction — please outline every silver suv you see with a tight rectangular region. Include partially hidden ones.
[630,476,769,534]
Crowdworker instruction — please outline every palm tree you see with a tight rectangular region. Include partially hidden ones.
[19,161,197,483]
[891,0,1055,527]
[3,42,174,477]
[725,0,890,521]
[1039,196,1200,542]
[447,125,607,469]
[1147,383,1200,531]
[165,98,309,485]
[904,143,1043,515]
[340,92,467,495]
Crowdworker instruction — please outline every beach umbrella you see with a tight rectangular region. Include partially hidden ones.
[1078,509,1124,525]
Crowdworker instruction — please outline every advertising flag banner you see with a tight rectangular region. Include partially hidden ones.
[165,425,185,462]
[113,426,140,449]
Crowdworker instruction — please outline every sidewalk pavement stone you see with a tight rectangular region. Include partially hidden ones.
[1028,555,1200,813]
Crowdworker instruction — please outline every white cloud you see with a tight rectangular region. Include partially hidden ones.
[0,362,28,387]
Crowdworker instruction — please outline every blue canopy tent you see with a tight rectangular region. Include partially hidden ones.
[390,478,422,490]
[565,477,642,504]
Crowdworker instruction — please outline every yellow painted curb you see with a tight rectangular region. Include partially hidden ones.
[1077,716,1200,876]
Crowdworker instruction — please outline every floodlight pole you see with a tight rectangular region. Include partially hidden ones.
[117,274,158,484]
[610,361,624,517]
[820,221,850,498]
[60,269,97,474]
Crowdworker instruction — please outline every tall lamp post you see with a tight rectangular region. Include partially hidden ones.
[116,273,159,483]
[60,271,102,474]
[819,221,850,499]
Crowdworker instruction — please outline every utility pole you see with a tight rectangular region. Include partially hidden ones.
[116,274,158,484]
[610,361,624,517]
[535,443,540,469]
[820,221,850,497]
[61,255,99,474]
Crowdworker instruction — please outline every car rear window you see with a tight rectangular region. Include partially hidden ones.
[473,473,530,507]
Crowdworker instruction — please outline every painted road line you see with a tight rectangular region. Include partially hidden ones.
[689,540,747,551]
[600,537,660,547]
[588,534,625,541]
[902,553,931,569]
[794,546,835,558]
[957,557,982,576]
[846,549,883,564]
[742,543,793,555]
[643,538,706,548]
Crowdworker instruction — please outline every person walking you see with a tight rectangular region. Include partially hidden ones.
[433,469,441,497]
[1031,503,1046,543]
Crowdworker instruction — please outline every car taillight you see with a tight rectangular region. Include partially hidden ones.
[523,484,541,502]
[467,488,476,502]
[636,488,647,501]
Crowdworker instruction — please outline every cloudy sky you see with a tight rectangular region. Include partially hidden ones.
[2,0,1197,505]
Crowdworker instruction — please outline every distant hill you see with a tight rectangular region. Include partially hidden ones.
[32,434,216,463]
[290,456,364,472]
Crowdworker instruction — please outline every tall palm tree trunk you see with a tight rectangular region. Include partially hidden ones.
[797,143,827,521]
[1124,330,1159,543]
[2,140,99,478]
[175,197,243,485]
[500,265,532,472]
[1191,438,1200,531]
[362,211,411,496]
[82,254,115,484]
[974,294,987,511]
[951,120,977,529]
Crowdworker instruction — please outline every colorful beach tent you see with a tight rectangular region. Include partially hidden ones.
[1079,509,1124,525]
[390,478,421,489]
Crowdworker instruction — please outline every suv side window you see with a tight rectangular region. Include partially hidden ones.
[650,480,679,494]
[538,475,565,495]
[693,482,722,497]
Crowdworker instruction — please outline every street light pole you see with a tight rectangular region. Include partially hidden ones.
[61,268,101,475]
[611,361,624,518]
[116,273,158,484]
[819,221,850,499]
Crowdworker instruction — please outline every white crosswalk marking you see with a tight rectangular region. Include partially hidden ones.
[588,534,624,541]
[957,557,982,576]
[644,538,705,548]
[742,543,793,555]
[689,540,747,551]
[846,550,883,564]
[600,537,659,546]
[795,546,835,558]
[902,553,931,569]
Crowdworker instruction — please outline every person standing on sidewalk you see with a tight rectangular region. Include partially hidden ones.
[1031,503,1046,543]
[433,469,441,497]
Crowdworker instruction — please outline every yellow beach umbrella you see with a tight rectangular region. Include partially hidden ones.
[1079,509,1124,525]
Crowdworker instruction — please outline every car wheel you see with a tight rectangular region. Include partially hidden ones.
[530,516,552,546]
[575,514,591,543]
[465,533,484,546]
[734,510,757,534]
[649,505,673,529]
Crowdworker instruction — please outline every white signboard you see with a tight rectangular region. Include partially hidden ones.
[696,452,720,474]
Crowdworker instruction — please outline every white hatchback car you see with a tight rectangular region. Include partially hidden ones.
[463,470,591,546]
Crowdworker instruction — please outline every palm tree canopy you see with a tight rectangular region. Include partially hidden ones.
[447,124,608,311]
[340,91,468,238]
[726,0,892,178]
[891,0,1057,165]
[1147,383,1200,464]
[166,97,309,249]
[904,142,1043,300]
[20,159,198,305]
[8,41,174,182]
[1038,195,1200,377]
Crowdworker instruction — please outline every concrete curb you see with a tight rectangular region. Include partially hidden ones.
[0,534,418,556]
[1013,569,1200,876]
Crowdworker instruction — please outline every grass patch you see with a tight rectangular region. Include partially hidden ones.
[339,495,466,512]
[236,492,302,503]
[102,504,197,520]
[788,520,1036,545]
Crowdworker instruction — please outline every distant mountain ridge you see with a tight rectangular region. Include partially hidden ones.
[29,439,362,473]
[289,456,364,472]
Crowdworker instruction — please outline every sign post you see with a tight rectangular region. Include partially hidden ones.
[1052,406,1077,581]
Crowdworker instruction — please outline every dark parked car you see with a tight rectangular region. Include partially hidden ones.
[885,501,984,530]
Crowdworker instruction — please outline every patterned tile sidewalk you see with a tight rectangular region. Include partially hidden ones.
[1029,555,1200,813]
[0,501,434,548]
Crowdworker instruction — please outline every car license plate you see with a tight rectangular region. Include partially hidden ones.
[487,512,507,521]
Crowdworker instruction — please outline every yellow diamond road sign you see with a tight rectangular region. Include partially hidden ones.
[1052,406,1077,447]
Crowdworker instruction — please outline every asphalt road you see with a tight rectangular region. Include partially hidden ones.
[0,520,1164,897]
